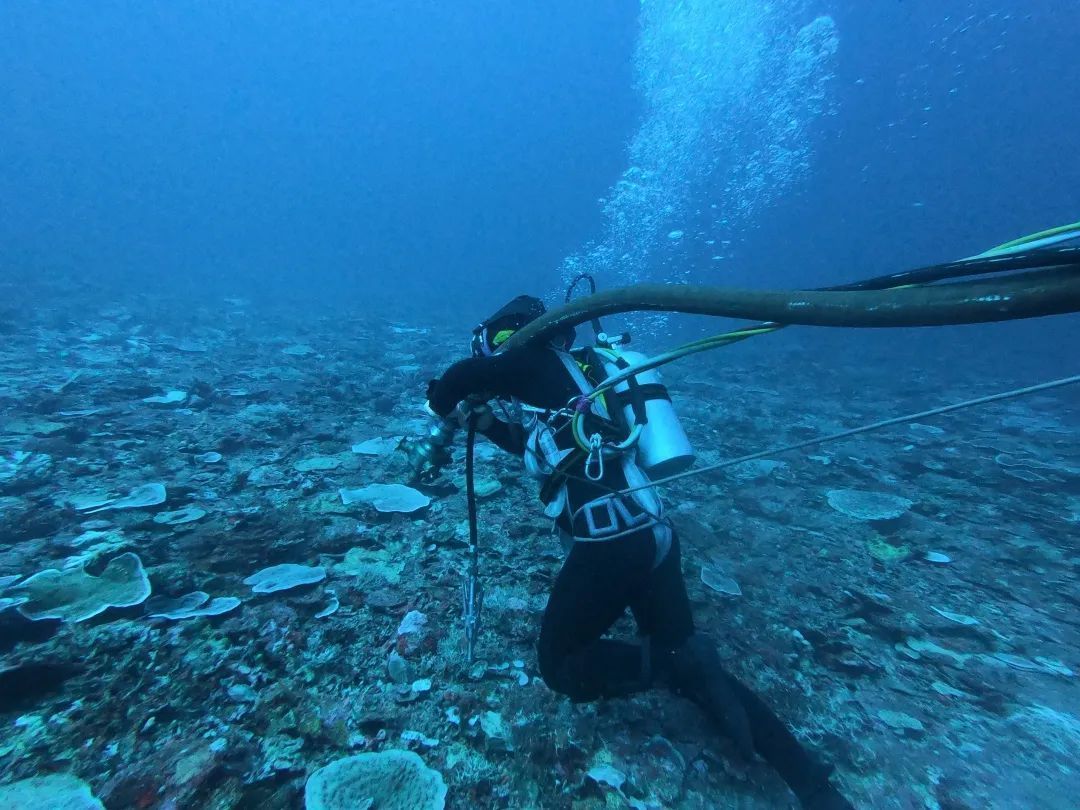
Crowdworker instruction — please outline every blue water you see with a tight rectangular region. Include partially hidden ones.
[1,2,1077,808]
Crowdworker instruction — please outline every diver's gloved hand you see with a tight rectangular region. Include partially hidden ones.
[451,398,494,431]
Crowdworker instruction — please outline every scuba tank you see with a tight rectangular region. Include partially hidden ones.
[592,347,695,479]
[562,273,695,480]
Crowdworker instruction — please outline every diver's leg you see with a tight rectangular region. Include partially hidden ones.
[626,528,694,648]
[724,676,853,808]
[628,531,755,757]
[537,532,656,701]
[630,533,853,808]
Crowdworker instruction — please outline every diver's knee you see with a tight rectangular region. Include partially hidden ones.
[537,645,568,693]
[537,647,596,702]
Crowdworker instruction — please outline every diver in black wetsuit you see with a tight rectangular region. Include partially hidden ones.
[418,295,855,810]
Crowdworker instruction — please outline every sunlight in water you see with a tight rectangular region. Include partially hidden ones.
[560,1,839,332]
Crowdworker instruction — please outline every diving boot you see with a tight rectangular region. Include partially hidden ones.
[665,634,755,758]
[663,635,854,808]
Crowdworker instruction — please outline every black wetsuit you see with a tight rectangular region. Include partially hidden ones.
[429,343,694,700]
[429,343,855,810]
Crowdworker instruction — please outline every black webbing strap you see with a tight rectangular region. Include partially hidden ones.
[611,354,649,426]
[538,448,587,505]
[632,383,670,404]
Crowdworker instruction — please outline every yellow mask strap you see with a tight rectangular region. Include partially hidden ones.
[492,329,516,347]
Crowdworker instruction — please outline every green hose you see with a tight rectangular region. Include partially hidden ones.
[974,220,1080,257]
[506,265,1080,350]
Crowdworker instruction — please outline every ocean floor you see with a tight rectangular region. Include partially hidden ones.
[1,284,1077,809]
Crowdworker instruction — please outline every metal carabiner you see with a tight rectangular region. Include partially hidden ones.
[585,432,605,481]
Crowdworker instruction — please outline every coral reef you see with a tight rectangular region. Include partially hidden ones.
[0,290,1076,809]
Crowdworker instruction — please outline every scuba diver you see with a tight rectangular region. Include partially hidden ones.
[411,294,856,809]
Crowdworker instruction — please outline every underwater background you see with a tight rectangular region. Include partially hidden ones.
[1,1,1077,808]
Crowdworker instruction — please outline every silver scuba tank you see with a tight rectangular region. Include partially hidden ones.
[594,348,695,478]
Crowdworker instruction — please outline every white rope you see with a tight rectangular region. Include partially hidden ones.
[615,374,1080,498]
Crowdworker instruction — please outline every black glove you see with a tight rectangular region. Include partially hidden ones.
[425,377,440,405]
[451,400,494,431]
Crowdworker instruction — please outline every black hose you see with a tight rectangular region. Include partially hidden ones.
[507,264,1080,349]
[465,423,479,570]
[828,244,1080,291]
[565,272,604,338]
[463,421,482,663]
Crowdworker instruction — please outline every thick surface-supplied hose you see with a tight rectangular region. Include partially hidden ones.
[506,265,1080,349]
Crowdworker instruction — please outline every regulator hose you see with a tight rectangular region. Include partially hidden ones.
[505,251,1080,350]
